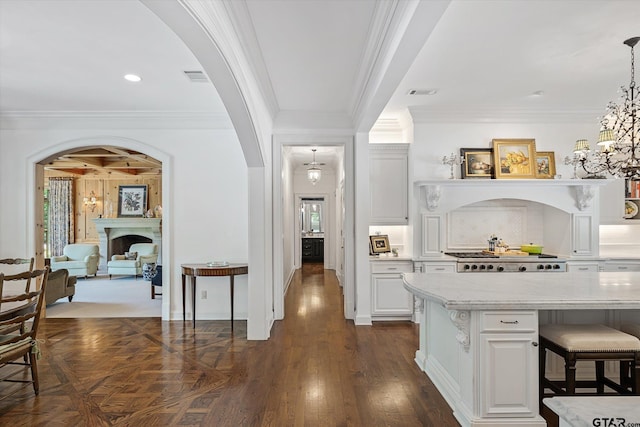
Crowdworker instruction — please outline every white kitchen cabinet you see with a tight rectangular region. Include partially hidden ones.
[572,214,595,256]
[599,179,625,224]
[414,261,456,273]
[370,260,413,319]
[479,311,539,418]
[369,144,409,225]
[601,260,640,272]
[566,262,601,272]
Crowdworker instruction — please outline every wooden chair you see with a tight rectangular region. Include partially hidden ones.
[0,257,35,338]
[620,324,640,391]
[0,257,35,292]
[0,267,49,399]
[539,324,640,402]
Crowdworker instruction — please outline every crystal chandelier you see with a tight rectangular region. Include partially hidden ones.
[570,37,640,179]
[306,148,322,185]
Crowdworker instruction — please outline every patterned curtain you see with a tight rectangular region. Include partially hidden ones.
[48,178,75,256]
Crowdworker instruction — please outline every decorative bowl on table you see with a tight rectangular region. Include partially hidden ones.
[207,261,229,267]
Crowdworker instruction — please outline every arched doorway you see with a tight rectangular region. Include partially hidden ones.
[29,139,171,320]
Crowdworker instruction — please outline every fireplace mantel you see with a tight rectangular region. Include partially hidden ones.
[93,218,162,269]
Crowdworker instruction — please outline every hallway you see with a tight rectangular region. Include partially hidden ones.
[0,264,458,426]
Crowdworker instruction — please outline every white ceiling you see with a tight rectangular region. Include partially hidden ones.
[1,0,639,169]
[383,0,640,121]
[0,0,224,113]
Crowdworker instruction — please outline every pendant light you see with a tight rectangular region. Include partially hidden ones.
[306,148,322,185]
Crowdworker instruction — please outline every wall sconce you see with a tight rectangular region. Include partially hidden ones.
[83,191,98,212]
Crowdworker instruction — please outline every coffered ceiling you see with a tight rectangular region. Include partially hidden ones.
[43,147,162,177]
[2,0,640,172]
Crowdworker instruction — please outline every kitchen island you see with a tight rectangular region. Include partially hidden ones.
[402,272,640,427]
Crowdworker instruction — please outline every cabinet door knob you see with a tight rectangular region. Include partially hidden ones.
[532,342,539,347]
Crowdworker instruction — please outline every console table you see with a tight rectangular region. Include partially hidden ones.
[181,263,248,329]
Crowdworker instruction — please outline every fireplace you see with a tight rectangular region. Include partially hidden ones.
[93,218,162,269]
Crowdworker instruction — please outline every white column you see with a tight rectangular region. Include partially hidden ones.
[354,132,372,325]
[247,166,273,340]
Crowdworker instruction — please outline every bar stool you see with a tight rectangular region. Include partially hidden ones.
[539,324,640,401]
[620,324,640,391]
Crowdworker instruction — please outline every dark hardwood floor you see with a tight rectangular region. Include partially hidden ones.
[1,263,459,426]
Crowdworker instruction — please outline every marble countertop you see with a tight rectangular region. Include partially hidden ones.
[301,235,324,239]
[544,396,640,426]
[402,271,640,310]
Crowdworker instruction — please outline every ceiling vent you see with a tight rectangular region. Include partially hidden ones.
[407,88,438,96]
[183,71,209,83]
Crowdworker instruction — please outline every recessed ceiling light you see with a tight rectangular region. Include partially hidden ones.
[124,74,142,82]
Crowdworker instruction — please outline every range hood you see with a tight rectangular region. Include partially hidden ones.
[413,179,610,259]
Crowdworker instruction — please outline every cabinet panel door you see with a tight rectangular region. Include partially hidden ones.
[572,214,593,256]
[599,179,625,224]
[421,215,442,256]
[370,149,408,225]
[371,274,413,316]
[480,334,538,418]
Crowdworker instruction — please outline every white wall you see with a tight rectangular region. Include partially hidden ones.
[0,122,249,321]
[281,153,295,293]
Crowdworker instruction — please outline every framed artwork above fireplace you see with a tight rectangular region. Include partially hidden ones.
[117,185,147,217]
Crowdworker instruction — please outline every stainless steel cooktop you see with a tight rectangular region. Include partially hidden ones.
[444,252,567,273]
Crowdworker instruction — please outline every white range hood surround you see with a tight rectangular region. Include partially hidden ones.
[93,218,162,269]
[413,179,610,258]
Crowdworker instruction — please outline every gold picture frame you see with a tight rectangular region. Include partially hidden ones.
[369,235,391,254]
[460,148,494,179]
[492,139,537,179]
[535,151,556,179]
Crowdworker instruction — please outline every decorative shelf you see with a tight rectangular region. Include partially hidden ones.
[414,179,611,212]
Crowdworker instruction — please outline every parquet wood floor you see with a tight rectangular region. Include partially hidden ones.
[0,263,460,426]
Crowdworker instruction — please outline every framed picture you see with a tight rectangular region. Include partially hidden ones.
[492,139,537,179]
[460,148,494,179]
[117,185,147,217]
[369,235,391,254]
[535,151,556,179]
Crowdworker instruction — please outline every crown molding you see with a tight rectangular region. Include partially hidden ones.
[221,0,280,119]
[409,107,602,124]
[0,111,233,130]
[348,0,401,118]
[350,0,449,133]
[369,117,405,144]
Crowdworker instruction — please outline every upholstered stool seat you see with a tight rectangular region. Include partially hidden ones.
[539,324,640,401]
[622,324,640,339]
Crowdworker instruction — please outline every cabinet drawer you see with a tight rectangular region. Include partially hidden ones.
[480,311,537,332]
[422,263,455,273]
[567,263,600,273]
[370,261,413,274]
[602,262,640,272]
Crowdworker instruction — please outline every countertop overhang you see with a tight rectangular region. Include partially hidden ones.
[403,272,640,310]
